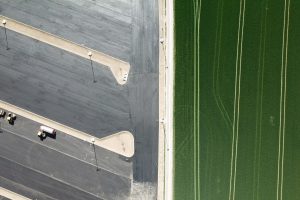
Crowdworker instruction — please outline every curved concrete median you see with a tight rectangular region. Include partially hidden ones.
[0,15,130,85]
[0,100,134,157]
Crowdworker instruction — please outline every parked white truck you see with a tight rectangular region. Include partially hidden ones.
[37,125,56,139]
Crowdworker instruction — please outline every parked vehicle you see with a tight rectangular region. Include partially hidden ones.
[37,125,56,139]
[0,109,6,118]
[7,113,16,124]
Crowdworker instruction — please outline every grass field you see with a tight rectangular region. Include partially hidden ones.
[174,0,300,199]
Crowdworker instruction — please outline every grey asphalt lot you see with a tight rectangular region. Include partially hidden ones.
[0,0,132,61]
[0,156,105,200]
[0,176,57,200]
[0,114,132,179]
[0,30,130,137]
[130,0,159,182]
[0,0,158,198]
[0,116,131,200]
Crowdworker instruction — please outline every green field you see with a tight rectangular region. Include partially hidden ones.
[174,0,300,199]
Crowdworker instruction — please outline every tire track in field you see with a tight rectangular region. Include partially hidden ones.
[212,0,233,132]
[252,1,268,199]
[276,0,290,199]
[228,0,246,200]
[192,0,201,199]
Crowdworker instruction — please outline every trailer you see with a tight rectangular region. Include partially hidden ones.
[37,125,56,139]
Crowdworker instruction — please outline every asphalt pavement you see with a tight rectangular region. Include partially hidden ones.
[0,0,132,61]
[0,115,131,200]
[0,0,158,198]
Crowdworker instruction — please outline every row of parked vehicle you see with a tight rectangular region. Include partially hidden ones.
[0,109,17,124]
[0,108,56,140]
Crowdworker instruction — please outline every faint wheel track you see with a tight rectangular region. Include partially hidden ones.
[229,0,246,199]
[192,0,201,199]
[252,1,268,199]
[212,0,233,132]
[276,0,290,199]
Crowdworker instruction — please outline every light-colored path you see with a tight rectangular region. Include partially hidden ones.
[157,0,175,199]
[157,0,167,199]
[0,100,134,157]
[0,15,130,85]
[0,186,31,200]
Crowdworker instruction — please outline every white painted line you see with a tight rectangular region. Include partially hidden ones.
[0,100,134,157]
[0,15,130,85]
[0,186,31,200]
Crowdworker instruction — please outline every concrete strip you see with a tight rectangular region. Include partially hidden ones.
[157,0,174,198]
[0,187,31,200]
[157,0,167,198]
[0,15,130,85]
[0,100,134,157]
[164,0,175,199]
